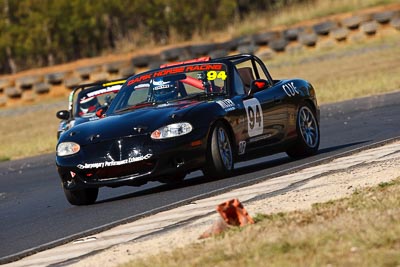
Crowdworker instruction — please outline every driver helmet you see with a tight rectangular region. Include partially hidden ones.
[150,78,178,101]
[79,96,99,115]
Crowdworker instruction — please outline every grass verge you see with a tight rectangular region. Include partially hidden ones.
[227,0,398,37]
[122,177,400,267]
[0,103,61,161]
[268,34,400,104]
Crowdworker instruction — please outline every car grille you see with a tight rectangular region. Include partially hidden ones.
[80,135,157,181]
[92,158,156,180]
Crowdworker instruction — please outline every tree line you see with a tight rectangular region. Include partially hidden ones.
[0,0,307,74]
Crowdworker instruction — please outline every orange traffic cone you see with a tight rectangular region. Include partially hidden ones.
[199,198,254,239]
[216,198,254,226]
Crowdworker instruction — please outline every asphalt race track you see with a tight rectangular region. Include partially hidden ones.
[1,90,400,263]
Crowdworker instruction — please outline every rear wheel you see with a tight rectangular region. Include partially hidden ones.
[286,104,320,159]
[203,122,234,179]
[63,187,99,206]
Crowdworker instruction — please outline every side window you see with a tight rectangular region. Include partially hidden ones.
[254,61,268,81]
[237,67,255,94]
[236,60,269,81]
[232,68,245,95]
[235,60,271,94]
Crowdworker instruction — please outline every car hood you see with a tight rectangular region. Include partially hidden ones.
[74,115,99,125]
[61,100,208,145]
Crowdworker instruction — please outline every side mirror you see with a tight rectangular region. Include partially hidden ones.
[56,110,70,120]
[96,106,108,118]
[248,79,269,96]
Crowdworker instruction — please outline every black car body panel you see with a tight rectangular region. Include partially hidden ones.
[56,54,320,204]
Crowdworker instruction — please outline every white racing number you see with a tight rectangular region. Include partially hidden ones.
[282,82,299,97]
[243,98,263,137]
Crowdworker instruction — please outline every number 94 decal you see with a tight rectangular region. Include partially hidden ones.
[282,82,300,97]
[243,98,263,137]
[207,71,227,81]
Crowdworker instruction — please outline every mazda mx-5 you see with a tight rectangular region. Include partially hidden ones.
[56,54,320,205]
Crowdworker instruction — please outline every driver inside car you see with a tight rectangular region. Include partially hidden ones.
[78,96,99,116]
[148,77,186,102]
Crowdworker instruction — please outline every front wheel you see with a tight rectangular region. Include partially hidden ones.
[203,122,234,179]
[286,104,320,159]
[63,187,99,206]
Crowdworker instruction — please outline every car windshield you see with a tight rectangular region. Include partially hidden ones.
[74,83,123,118]
[110,63,228,113]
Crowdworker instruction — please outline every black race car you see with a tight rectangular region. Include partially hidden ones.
[56,54,320,205]
[56,79,125,138]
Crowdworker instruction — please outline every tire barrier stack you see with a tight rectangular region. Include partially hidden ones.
[0,6,399,108]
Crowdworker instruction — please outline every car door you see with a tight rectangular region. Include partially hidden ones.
[236,62,288,152]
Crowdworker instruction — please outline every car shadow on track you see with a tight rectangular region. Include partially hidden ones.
[228,140,371,177]
[96,140,370,204]
[317,140,370,154]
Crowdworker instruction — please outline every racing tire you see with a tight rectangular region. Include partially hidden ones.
[190,43,217,57]
[218,39,239,51]
[312,21,337,35]
[238,44,258,54]
[298,32,318,47]
[373,11,394,24]
[286,104,320,159]
[209,49,228,59]
[253,31,278,45]
[341,16,362,30]
[360,21,378,35]
[63,187,99,206]
[203,122,234,179]
[391,17,400,31]
[33,82,50,94]
[64,75,82,89]
[5,87,22,98]
[284,28,302,41]
[161,47,189,61]
[45,71,67,85]
[332,28,349,42]
[269,38,288,52]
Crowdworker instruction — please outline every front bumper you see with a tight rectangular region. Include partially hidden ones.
[56,128,208,188]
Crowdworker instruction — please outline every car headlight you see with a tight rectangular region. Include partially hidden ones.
[151,122,193,139]
[57,142,80,156]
